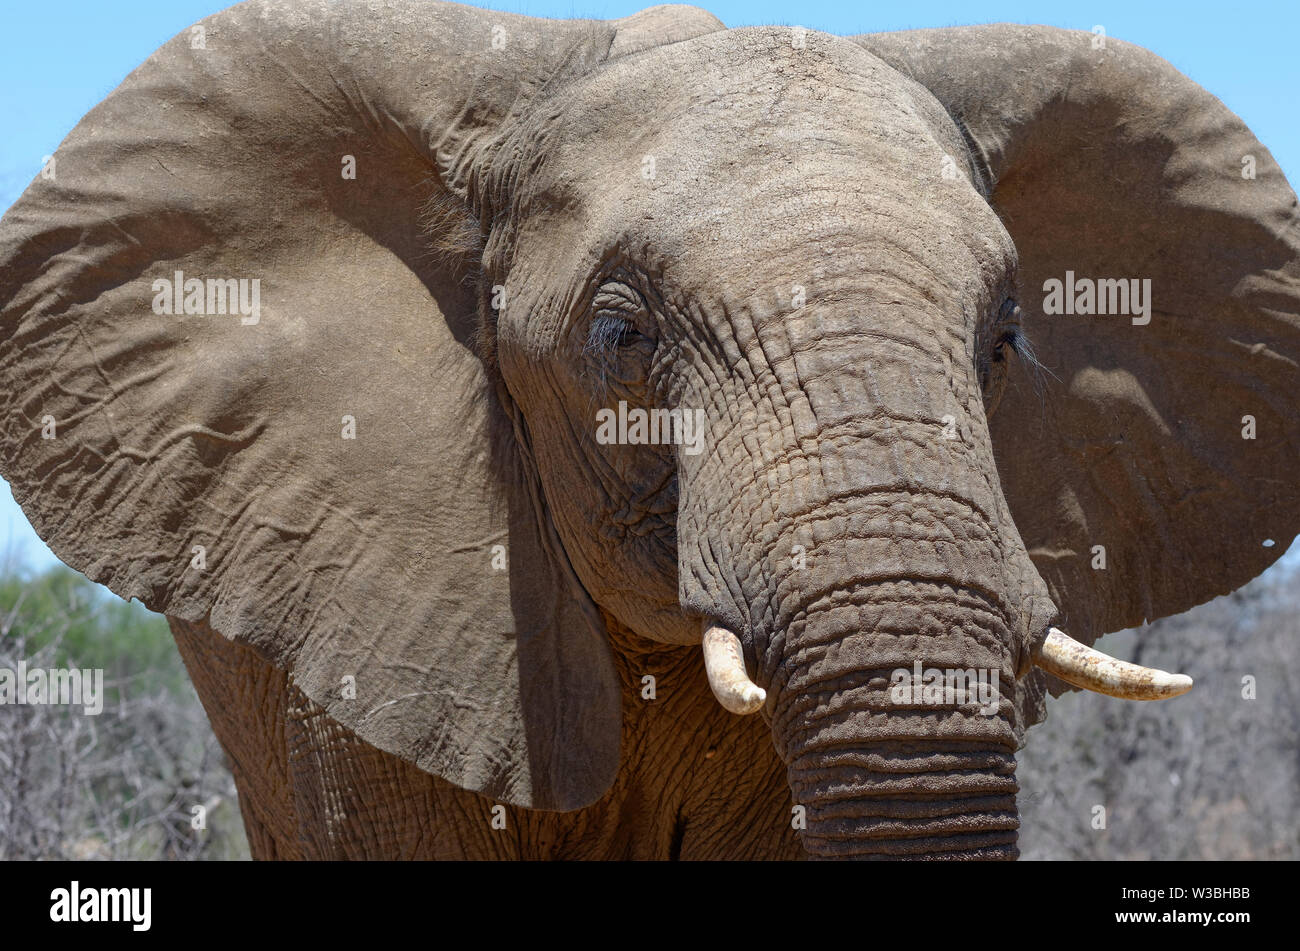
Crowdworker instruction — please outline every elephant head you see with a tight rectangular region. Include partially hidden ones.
[2,1,1298,859]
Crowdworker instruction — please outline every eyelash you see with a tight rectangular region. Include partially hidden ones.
[585,312,641,356]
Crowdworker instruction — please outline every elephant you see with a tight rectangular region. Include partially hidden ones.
[0,0,1297,860]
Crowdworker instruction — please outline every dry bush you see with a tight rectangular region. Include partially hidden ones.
[6,552,1296,861]
[0,567,248,860]
[1019,559,1300,860]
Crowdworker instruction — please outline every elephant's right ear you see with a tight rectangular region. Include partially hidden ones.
[0,0,721,810]
[856,26,1300,653]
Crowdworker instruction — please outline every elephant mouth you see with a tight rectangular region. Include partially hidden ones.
[696,611,1192,859]
[701,617,1192,713]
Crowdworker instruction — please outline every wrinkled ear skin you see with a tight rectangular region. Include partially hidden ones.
[0,0,718,810]
[857,26,1300,709]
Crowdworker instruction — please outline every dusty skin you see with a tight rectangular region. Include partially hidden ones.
[0,1,1297,859]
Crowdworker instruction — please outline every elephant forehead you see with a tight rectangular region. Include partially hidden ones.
[508,26,1007,305]
[539,25,966,189]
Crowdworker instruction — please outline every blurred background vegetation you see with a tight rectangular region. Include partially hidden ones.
[0,558,248,860]
[1019,560,1300,860]
[0,550,1295,860]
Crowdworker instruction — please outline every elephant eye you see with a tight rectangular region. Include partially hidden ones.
[991,299,1028,359]
[996,297,1021,333]
[587,312,644,351]
[994,327,1021,357]
[581,277,659,393]
[584,278,655,358]
[979,297,1039,411]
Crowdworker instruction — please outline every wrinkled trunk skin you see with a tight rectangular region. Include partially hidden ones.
[685,464,1027,860]
[774,588,1020,858]
[677,294,1042,860]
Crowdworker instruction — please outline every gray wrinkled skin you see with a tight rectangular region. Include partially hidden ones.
[1,1,1297,858]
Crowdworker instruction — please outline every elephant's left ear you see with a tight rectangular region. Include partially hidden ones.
[0,0,683,811]
[856,26,1300,645]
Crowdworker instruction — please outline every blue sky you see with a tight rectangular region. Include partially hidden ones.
[1,0,1298,575]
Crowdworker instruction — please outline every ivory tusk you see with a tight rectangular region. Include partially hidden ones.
[1034,627,1193,700]
[701,621,766,715]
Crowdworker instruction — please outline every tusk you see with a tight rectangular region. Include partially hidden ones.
[1034,627,1193,700]
[701,622,766,715]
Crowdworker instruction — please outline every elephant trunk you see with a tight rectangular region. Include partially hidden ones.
[675,295,1040,858]
[682,473,1031,857]
[769,589,1020,859]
